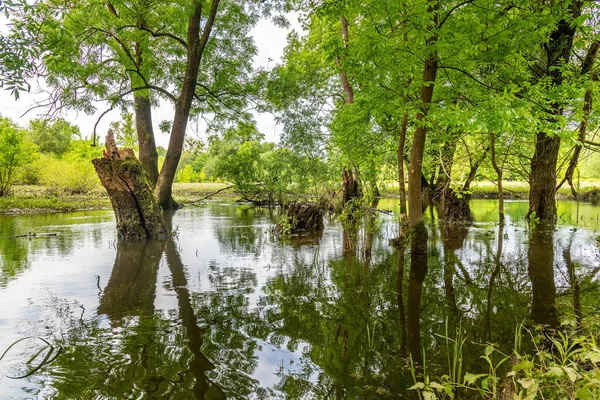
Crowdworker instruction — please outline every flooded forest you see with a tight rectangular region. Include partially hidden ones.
[1,0,600,399]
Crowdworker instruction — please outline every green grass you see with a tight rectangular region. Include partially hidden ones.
[0,183,238,214]
[380,180,600,199]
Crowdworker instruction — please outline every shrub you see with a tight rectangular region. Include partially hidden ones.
[38,156,101,194]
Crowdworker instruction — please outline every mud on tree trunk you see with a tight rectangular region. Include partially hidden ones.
[93,130,168,239]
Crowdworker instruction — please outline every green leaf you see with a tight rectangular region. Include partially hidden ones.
[464,372,488,385]
[409,382,425,390]
[512,360,534,372]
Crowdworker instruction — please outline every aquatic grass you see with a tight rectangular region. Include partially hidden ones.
[409,319,600,399]
[0,337,60,379]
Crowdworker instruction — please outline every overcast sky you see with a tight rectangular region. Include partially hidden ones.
[0,15,302,147]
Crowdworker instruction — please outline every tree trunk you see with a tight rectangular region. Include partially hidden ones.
[528,133,560,220]
[490,134,504,222]
[462,146,489,192]
[342,166,362,207]
[134,93,159,188]
[276,203,324,234]
[93,130,167,239]
[558,88,592,197]
[398,115,408,220]
[434,139,456,196]
[155,0,220,209]
[406,222,428,374]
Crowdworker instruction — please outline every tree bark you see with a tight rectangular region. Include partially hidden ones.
[93,130,167,239]
[408,4,438,230]
[342,166,362,207]
[490,134,504,221]
[528,133,561,220]
[134,93,159,188]
[155,0,220,209]
[398,115,408,220]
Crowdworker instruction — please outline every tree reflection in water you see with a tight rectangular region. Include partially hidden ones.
[3,202,600,398]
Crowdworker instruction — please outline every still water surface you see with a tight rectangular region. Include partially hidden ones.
[0,199,599,398]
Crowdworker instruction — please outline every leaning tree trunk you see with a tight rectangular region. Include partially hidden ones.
[155,0,220,210]
[134,93,160,188]
[93,130,167,239]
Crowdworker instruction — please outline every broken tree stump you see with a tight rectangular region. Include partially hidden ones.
[342,166,362,206]
[276,203,324,234]
[92,130,168,239]
[440,187,473,223]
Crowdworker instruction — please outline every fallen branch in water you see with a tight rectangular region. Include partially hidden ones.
[8,232,57,238]
[187,185,235,204]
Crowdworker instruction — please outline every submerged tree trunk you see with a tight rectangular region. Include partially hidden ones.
[490,134,504,221]
[277,203,324,234]
[163,211,226,398]
[93,130,167,239]
[134,93,159,188]
[528,133,560,220]
[342,166,362,207]
[398,115,408,220]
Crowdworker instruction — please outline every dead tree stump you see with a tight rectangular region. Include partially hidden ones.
[441,187,473,223]
[342,167,362,206]
[92,130,168,239]
[276,203,324,234]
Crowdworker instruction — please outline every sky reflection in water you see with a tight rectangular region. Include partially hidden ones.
[0,199,598,398]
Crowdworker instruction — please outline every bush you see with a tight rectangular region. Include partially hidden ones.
[38,156,101,194]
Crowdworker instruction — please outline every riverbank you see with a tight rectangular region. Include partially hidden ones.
[0,183,237,215]
[3,180,600,215]
[381,180,600,200]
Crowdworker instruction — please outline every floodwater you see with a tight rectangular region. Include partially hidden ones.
[0,199,598,399]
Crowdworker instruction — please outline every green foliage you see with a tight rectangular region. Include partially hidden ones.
[109,113,136,148]
[413,320,600,399]
[202,121,322,203]
[0,116,37,196]
[37,155,101,194]
[27,118,79,157]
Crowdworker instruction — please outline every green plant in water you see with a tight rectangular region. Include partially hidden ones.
[0,337,60,379]
[276,214,296,237]
[410,319,600,399]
